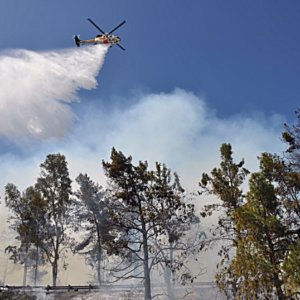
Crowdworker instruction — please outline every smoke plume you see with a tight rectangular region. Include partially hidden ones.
[0,45,108,142]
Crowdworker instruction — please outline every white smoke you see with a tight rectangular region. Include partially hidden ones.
[0,88,286,286]
[0,45,109,142]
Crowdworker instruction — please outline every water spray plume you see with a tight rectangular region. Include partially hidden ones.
[0,45,109,142]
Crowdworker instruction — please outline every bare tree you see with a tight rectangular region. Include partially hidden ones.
[73,173,113,286]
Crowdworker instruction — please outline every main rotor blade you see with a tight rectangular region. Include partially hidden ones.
[116,43,126,51]
[108,20,126,35]
[87,18,106,35]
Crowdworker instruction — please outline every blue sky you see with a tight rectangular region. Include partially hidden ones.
[0,0,298,179]
[1,0,299,117]
[0,0,299,285]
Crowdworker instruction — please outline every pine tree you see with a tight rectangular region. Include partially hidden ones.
[35,153,72,286]
[103,148,199,300]
[200,144,300,299]
[199,143,249,297]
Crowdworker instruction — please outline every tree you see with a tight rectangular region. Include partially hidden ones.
[5,185,46,286]
[224,152,300,299]
[102,148,199,300]
[199,143,249,297]
[102,149,156,300]
[25,187,48,286]
[257,153,299,298]
[200,144,300,299]
[5,183,31,287]
[35,153,72,286]
[150,165,201,300]
[281,109,300,296]
[73,173,113,286]
[282,108,300,170]
[233,170,288,299]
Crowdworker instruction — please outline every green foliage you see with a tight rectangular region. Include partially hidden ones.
[37,153,72,209]
[35,153,72,286]
[199,143,249,210]
[283,245,300,296]
[233,169,289,299]
[200,142,300,299]
[199,143,249,297]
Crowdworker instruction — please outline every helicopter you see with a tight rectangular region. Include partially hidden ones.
[74,18,126,50]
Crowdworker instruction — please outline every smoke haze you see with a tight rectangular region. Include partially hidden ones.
[0,44,286,287]
[0,45,108,142]
[0,88,286,286]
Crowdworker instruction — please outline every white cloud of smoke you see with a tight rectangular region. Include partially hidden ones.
[0,87,286,285]
[0,87,286,210]
[0,45,108,142]
[0,82,285,193]
[62,89,285,189]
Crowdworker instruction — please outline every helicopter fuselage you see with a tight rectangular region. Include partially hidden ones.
[94,35,121,45]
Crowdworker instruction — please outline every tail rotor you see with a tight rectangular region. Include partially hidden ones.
[74,35,81,47]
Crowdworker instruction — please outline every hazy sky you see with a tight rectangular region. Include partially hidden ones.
[0,0,299,285]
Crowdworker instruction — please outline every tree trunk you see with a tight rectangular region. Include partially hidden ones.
[34,246,39,286]
[274,275,285,300]
[265,228,285,300]
[96,222,102,286]
[97,248,102,286]
[52,265,57,286]
[164,266,175,300]
[165,243,175,300]
[52,259,58,286]
[22,255,28,287]
[52,225,60,287]
[143,255,151,300]
[142,231,151,300]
